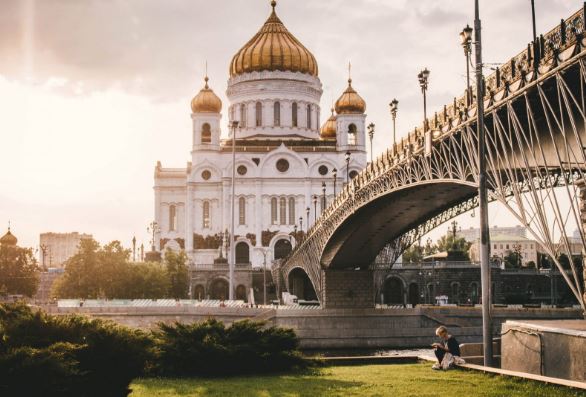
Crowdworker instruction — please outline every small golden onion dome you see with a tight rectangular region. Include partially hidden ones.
[191,77,222,113]
[335,78,366,114]
[229,1,318,77]
[320,108,337,139]
[0,228,17,246]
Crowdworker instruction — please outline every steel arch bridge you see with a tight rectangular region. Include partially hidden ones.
[276,7,586,311]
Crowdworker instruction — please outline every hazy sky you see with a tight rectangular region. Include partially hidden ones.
[0,0,580,250]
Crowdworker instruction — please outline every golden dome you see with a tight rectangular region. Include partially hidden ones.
[0,227,17,246]
[335,78,366,114]
[229,1,318,77]
[320,108,337,139]
[191,77,222,113]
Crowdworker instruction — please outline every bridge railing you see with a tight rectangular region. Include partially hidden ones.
[288,5,586,262]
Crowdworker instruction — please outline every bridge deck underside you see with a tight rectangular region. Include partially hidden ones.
[322,183,478,268]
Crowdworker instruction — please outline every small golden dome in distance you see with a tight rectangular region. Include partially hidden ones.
[0,228,17,246]
[191,76,222,113]
[320,108,337,139]
[335,78,366,114]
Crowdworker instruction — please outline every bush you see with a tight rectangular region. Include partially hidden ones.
[0,343,83,397]
[154,319,306,377]
[0,303,153,397]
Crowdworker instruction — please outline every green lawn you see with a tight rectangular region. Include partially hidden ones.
[130,363,584,397]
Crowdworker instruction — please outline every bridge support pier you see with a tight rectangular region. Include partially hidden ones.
[322,270,374,309]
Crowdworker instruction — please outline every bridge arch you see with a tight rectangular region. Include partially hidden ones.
[287,267,318,301]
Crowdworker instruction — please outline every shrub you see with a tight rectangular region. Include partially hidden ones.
[0,303,153,397]
[0,343,83,397]
[154,319,306,377]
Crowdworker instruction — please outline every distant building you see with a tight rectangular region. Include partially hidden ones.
[39,232,92,268]
[459,225,527,242]
[469,234,538,267]
[34,268,64,303]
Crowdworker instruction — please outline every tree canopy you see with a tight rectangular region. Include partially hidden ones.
[0,244,39,297]
[53,239,188,299]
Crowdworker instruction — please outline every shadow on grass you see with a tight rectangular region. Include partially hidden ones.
[131,371,363,397]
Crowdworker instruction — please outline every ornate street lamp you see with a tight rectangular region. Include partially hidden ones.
[132,236,137,262]
[306,207,310,229]
[332,168,337,196]
[299,217,303,234]
[321,181,327,213]
[389,99,398,147]
[367,123,375,163]
[147,221,160,251]
[460,24,473,106]
[345,151,351,184]
[312,195,318,223]
[418,68,430,132]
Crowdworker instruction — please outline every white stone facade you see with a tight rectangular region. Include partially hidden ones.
[39,232,93,268]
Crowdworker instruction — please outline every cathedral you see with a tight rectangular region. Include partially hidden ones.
[154,1,368,270]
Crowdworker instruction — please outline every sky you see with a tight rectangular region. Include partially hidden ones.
[0,0,581,251]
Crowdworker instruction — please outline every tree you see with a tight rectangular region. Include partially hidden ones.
[504,251,522,269]
[436,234,471,255]
[164,250,189,299]
[53,239,101,299]
[402,245,423,263]
[0,244,39,297]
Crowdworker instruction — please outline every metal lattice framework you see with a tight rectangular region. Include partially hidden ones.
[278,7,586,311]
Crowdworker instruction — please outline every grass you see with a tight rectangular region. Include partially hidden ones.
[129,363,584,397]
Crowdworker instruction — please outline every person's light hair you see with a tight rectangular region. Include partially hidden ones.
[435,326,448,336]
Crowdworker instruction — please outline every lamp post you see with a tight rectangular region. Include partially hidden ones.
[39,244,48,269]
[140,243,144,261]
[367,123,375,163]
[147,221,159,252]
[460,25,473,106]
[332,168,337,196]
[345,151,351,184]
[418,68,430,132]
[321,182,326,213]
[261,250,269,306]
[389,99,398,147]
[132,236,136,262]
[474,0,493,367]
[229,120,240,300]
[306,207,310,229]
[299,217,303,233]
[531,0,537,41]
[312,195,318,223]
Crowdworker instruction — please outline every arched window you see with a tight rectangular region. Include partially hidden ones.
[240,104,247,128]
[238,197,246,225]
[306,104,312,128]
[255,102,262,127]
[279,197,287,225]
[274,102,281,126]
[235,242,250,264]
[201,123,212,144]
[274,239,292,260]
[271,198,278,224]
[348,123,357,145]
[292,102,298,127]
[288,197,296,225]
[169,205,176,232]
[202,201,210,229]
[469,282,479,303]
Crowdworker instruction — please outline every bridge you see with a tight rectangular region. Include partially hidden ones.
[276,6,586,311]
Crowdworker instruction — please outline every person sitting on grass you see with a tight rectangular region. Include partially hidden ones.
[431,325,464,370]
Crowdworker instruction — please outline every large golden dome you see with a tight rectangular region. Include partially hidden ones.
[335,78,366,114]
[229,1,318,77]
[320,108,337,139]
[191,77,222,113]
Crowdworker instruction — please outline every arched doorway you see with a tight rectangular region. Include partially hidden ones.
[408,283,420,306]
[210,278,229,300]
[383,277,404,305]
[274,239,292,260]
[193,284,205,301]
[235,242,250,264]
[236,285,247,302]
[288,268,317,301]
[469,282,479,304]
